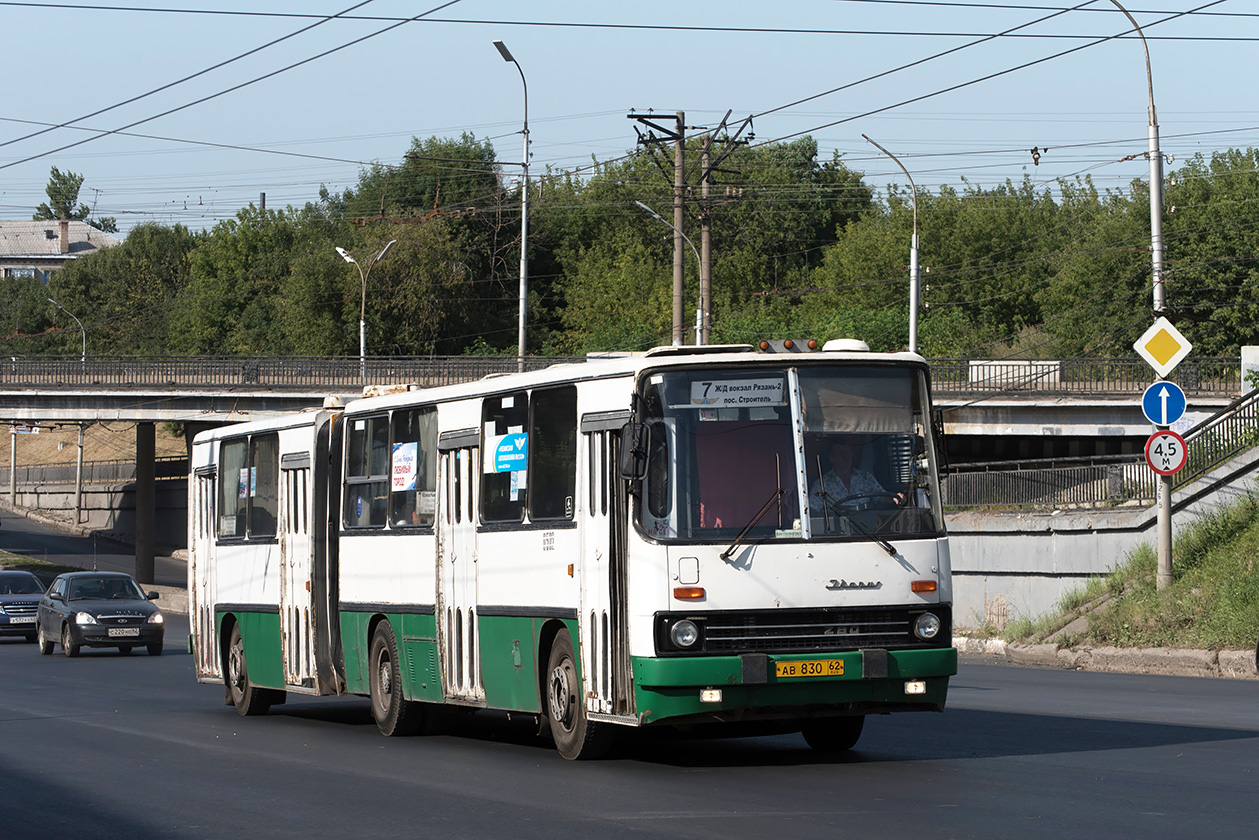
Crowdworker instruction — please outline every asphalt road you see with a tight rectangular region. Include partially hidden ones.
[0,617,1255,840]
[0,508,184,586]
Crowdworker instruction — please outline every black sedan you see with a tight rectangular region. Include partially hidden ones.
[0,570,45,642]
[36,571,165,656]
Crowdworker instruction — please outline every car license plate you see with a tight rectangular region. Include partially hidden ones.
[108,627,140,638]
[775,659,844,679]
[7,616,35,624]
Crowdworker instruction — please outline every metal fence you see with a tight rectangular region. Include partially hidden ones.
[930,356,1240,397]
[944,388,1259,510]
[0,354,1244,397]
[7,456,188,486]
[0,355,583,392]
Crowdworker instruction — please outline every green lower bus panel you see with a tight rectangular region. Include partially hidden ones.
[630,648,957,725]
[217,610,284,691]
[339,612,443,703]
[477,615,544,713]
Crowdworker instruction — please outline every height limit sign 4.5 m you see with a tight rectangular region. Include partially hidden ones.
[1145,430,1188,476]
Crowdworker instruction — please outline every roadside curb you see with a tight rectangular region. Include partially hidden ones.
[956,636,1258,680]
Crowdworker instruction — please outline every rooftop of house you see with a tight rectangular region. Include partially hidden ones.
[0,219,121,260]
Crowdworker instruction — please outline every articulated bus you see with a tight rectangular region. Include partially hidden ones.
[188,340,956,759]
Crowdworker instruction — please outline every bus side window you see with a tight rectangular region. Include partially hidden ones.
[528,386,577,521]
[390,407,437,528]
[344,415,389,528]
[481,391,528,523]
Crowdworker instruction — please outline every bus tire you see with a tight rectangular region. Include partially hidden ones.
[545,629,611,760]
[369,622,422,736]
[226,623,273,716]
[802,715,865,753]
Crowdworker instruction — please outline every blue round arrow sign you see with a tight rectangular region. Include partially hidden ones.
[1141,381,1187,428]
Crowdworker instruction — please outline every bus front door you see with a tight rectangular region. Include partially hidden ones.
[279,460,318,689]
[437,447,484,703]
[580,427,633,718]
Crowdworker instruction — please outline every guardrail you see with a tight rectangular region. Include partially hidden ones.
[7,456,188,486]
[0,356,582,391]
[944,389,1259,510]
[0,355,1244,397]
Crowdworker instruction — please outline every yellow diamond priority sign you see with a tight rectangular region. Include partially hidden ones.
[1134,317,1192,378]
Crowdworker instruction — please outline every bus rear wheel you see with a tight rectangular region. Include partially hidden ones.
[545,629,611,760]
[802,715,865,753]
[227,624,276,716]
[369,622,422,736]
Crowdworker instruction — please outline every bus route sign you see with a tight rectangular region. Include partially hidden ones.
[1144,430,1188,476]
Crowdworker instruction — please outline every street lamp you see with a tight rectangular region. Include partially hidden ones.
[336,239,396,379]
[1110,0,1171,591]
[636,201,705,345]
[493,39,530,371]
[862,134,920,354]
[47,297,85,364]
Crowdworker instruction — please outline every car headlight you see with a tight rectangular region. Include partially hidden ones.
[913,612,941,640]
[147,612,164,625]
[75,612,99,625]
[670,619,699,648]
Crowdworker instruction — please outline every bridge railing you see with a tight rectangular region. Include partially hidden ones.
[0,355,1243,397]
[944,388,1259,510]
[930,356,1240,397]
[0,355,583,391]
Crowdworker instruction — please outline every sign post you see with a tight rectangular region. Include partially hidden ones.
[1134,316,1193,591]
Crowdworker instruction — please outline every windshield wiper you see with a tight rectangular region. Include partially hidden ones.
[720,488,787,563]
[814,489,897,557]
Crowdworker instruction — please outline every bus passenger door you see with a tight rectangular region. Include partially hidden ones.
[579,426,633,718]
[437,446,484,703]
[190,466,219,680]
[279,457,317,689]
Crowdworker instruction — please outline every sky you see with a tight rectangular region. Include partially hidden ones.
[0,0,1255,236]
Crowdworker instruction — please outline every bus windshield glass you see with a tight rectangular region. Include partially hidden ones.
[636,364,943,542]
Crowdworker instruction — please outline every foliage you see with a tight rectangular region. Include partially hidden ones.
[1003,491,1259,650]
[33,166,118,233]
[14,137,1259,361]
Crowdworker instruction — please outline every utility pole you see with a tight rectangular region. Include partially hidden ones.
[629,111,687,345]
[695,112,752,345]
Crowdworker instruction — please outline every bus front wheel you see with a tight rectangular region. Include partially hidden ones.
[802,715,865,753]
[369,622,422,736]
[227,624,275,716]
[545,629,611,760]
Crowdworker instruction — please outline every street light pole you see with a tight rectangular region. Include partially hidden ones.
[336,240,396,380]
[1110,0,1172,591]
[862,135,920,354]
[636,201,705,345]
[494,40,530,371]
[47,297,85,364]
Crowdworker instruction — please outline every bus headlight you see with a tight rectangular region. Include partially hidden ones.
[670,619,700,648]
[914,612,941,640]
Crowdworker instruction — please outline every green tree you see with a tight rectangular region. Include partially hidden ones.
[33,166,118,233]
[45,223,199,354]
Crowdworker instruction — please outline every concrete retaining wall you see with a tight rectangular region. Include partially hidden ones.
[7,478,187,555]
[948,448,1259,626]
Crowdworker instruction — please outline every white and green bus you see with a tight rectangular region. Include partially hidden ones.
[188,340,957,759]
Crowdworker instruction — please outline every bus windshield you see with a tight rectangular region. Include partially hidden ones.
[635,364,943,542]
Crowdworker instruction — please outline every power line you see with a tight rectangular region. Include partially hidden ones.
[0,0,466,172]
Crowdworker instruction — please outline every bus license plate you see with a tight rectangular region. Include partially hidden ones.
[108,627,140,638]
[775,659,844,679]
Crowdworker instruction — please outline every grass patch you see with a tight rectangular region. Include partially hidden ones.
[1003,492,1259,650]
[0,549,80,577]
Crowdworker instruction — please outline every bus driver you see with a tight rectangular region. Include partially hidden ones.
[809,436,902,515]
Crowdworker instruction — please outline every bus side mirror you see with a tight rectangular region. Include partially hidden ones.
[619,422,649,481]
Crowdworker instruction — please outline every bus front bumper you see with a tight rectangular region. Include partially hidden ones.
[630,647,957,726]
